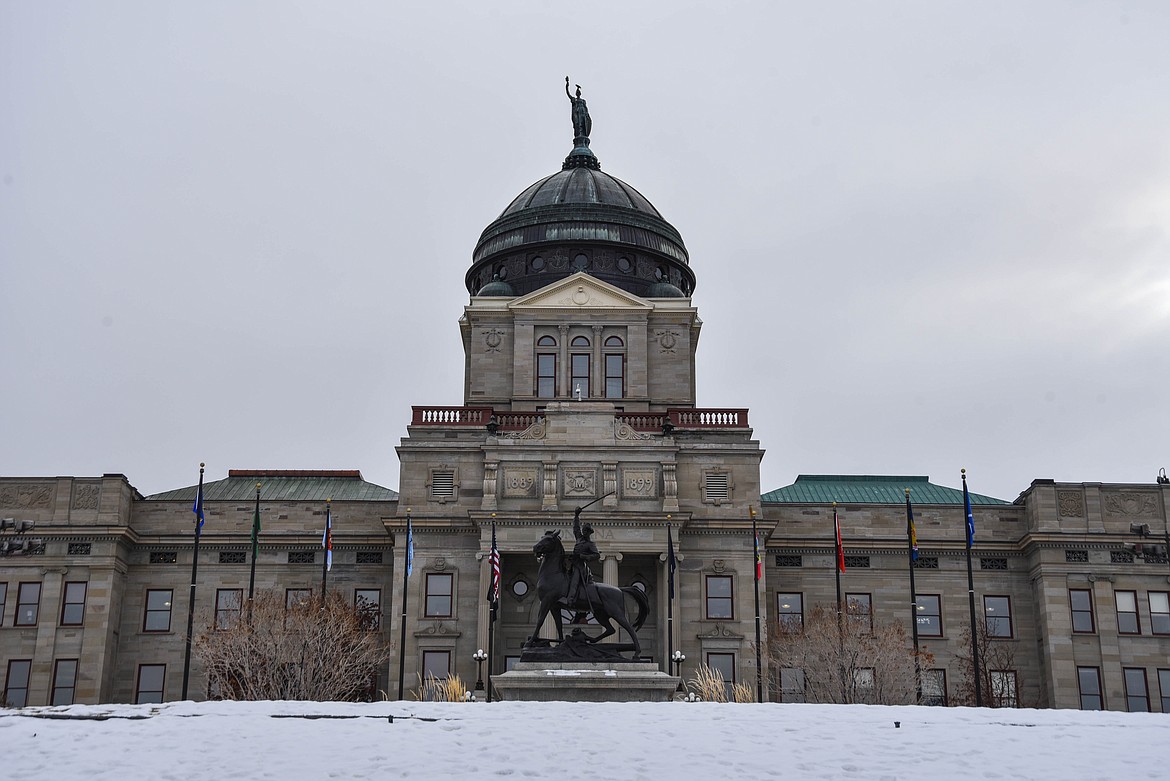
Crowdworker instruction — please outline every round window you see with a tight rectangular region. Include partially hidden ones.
[496,265,508,280]
[531,256,545,271]
[572,253,589,271]
[512,579,529,597]
[617,256,632,273]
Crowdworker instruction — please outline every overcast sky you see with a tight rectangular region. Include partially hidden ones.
[2,1,1168,503]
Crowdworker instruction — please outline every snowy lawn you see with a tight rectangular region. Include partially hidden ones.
[1,699,1165,780]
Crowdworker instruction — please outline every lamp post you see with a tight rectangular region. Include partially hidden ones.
[671,650,685,692]
[473,648,488,691]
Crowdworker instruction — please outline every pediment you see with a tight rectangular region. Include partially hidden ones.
[509,272,654,312]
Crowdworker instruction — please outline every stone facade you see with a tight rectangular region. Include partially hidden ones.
[3,124,1169,712]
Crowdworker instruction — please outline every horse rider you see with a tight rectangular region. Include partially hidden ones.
[566,507,599,610]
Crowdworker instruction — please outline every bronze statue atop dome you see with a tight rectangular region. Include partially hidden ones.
[566,76,592,143]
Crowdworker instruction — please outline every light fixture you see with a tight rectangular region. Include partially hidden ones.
[472,648,488,690]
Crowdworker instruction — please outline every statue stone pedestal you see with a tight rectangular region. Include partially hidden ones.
[492,661,680,702]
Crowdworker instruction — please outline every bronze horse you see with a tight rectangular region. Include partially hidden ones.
[530,529,650,658]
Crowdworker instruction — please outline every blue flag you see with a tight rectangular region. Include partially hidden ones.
[405,516,414,576]
[963,472,975,548]
[192,474,205,535]
[321,506,333,572]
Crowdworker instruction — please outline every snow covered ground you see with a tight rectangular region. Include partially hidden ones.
[1,699,1166,781]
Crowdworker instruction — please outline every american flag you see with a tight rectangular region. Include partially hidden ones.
[488,521,501,621]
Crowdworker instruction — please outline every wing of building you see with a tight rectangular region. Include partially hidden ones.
[3,96,1169,711]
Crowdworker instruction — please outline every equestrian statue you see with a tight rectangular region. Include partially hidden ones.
[528,495,649,659]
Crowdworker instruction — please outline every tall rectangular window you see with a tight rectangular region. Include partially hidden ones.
[779,668,805,703]
[536,353,557,398]
[846,593,873,635]
[1124,668,1150,712]
[215,589,242,630]
[136,664,166,704]
[922,669,947,706]
[990,670,1018,708]
[570,353,590,398]
[425,573,454,618]
[285,589,312,609]
[421,650,451,681]
[1078,666,1103,710]
[51,659,78,706]
[0,583,7,626]
[4,660,32,707]
[15,582,41,625]
[355,588,382,630]
[706,652,736,700]
[776,593,803,630]
[916,594,942,637]
[984,595,1013,638]
[60,581,87,626]
[143,589,173,632]
[705,575,733,619]
[1069,589,1095,633]
[1116,590,1140,634]
[1159,669,1170,713]
[1149,592,1170,635]
[604,354,624,398]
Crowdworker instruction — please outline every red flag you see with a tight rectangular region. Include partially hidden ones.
[834,507,846,573]
[754,533,763,580]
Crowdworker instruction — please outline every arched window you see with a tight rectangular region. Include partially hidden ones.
[604,336,625,398]
[536,335,557,398]
[570,336,590,398]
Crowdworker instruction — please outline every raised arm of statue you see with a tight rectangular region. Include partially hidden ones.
[573,507,583,540]
[565,76,573,101]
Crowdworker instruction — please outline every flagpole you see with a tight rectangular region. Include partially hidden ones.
[905,488,922,704]
[321,499,331,598]
[397,509,413,700]
[833,502,845,702]
[248,482,260,607]
[487,514,499,703]
[181,463,205,701]
[963,469,983,706]
[666,515,674,681]
[751,506,763,703]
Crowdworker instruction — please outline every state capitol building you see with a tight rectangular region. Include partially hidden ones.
[3,91,1168,712]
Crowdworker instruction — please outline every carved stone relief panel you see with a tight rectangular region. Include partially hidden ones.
[501,466,540,499]
[1057,491,1084,518]
[561,467,598,499]
[1103,493,1159,517]
[0,483,54,509]
[620,467,659,500]
[71,483,101,510]
[483,328,505,353]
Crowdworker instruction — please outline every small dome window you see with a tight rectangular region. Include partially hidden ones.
[571,336,590,347]
[604,336,624,348]
[537,336,557,347]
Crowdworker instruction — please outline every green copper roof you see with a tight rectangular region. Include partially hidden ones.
[146,470,398,502]
[762,475,1008,506]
